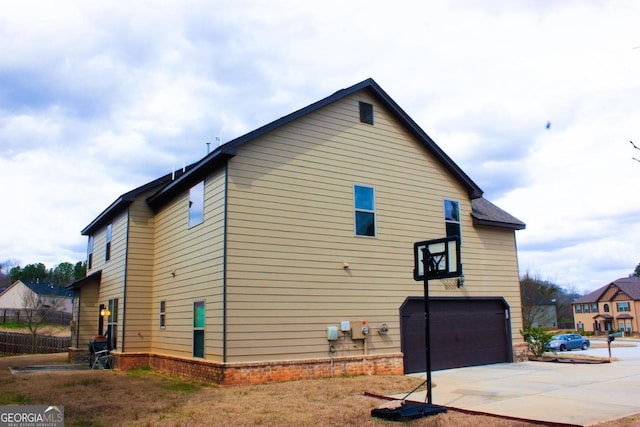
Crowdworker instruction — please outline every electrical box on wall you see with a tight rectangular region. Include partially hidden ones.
[340,321,351,332]
[351,320,369,340]
[327,326,339,341]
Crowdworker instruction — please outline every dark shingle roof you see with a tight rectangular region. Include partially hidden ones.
[471,198,526,230]
[81,166,196,235]
[573,276,640,303]
[22,281,73,298]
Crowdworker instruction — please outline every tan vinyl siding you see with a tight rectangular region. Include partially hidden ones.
[86,211,128,349]
[121,193,157,352]
[75,283,100,346]
[224,91,523,363]
[151,169,226,360]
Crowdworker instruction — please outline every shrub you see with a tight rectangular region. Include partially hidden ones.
[521,327,555,358]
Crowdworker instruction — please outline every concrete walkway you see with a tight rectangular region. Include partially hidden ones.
[395,341,640,426]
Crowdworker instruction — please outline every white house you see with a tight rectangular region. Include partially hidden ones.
[0,280,74,314]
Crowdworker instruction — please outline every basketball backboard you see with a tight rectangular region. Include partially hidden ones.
[413,237,461,281]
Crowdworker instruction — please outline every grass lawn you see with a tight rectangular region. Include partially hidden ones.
[0,353,637,427]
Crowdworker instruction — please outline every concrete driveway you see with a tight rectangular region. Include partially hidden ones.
[398,339,640,426]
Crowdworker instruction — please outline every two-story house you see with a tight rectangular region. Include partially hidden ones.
[573,277,639,334]
[68,78,525,384]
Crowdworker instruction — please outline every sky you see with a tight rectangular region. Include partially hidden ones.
[1,0,639,293]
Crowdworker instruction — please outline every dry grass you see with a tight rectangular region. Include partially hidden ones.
[0,353,638,427]
[0,324,71,337]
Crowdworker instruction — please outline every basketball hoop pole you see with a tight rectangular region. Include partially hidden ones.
[372,238,454,420]
[422,246,434,405]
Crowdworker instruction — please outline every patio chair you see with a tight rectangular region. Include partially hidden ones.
[89,335,113,369]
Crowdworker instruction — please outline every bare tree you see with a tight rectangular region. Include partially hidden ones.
[21,288,65,353]
[520,272,560,328]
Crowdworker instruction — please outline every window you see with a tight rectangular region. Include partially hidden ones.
[591,303,598,313]
[617,302,630,312]
[575,305,582,314]
[359,101,374,125]
[160,300,166,329]
[105,224,112,262]
[354,185,375,237]
[107,298,118,350]
[583,304,590,313]
[604,304,610,312]
[87,235,94,270]
[188,181,205,228]
[193,301,205,358]
[444,200,461,239]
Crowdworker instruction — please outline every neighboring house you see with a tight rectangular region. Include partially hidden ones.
[573,277,640,335]
[68,78,526,384]
[0,280,73,313]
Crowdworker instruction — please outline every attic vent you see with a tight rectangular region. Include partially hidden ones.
[359,101,374,125]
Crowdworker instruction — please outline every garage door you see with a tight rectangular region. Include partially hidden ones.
[400,297,512,374]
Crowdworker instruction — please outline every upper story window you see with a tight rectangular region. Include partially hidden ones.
[604,304,610,312]
[582,304,590,313]
[575,305,582,314]
[105,224,112,262]
[591,303,598,313]
[87,235,94,270]
[354,185,375,237]
[359,101,374,125]
[188,181,205,228]
[617,301,630,312]
[444,200,461,240]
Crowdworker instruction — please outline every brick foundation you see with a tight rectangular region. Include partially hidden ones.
[512,343,529,362]
[109,352,404,385]
[68,347,90,364]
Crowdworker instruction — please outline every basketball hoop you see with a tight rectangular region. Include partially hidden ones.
[440,277,461,290]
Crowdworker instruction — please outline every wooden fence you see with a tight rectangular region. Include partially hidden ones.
[0,308,72,326]
[0,331,71,355]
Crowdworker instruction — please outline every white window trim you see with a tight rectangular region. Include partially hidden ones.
[188,181,205,228]
[353,184,376,238]
[443,199,462,242]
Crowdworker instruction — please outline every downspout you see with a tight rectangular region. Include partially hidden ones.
[121,208,130,352]
[75,289,81,348]
[223,164,229,363]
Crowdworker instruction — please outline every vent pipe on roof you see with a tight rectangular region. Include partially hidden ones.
[206,141,211,154]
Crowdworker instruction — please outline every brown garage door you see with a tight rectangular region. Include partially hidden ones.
[400,297,512,374]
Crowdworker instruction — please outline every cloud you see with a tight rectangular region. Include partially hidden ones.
[0,0,639,293]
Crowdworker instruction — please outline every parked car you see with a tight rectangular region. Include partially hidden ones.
[545,333,590,352]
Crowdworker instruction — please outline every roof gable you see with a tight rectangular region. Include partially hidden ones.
[147,78,484,211]
[573,277,640,303]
